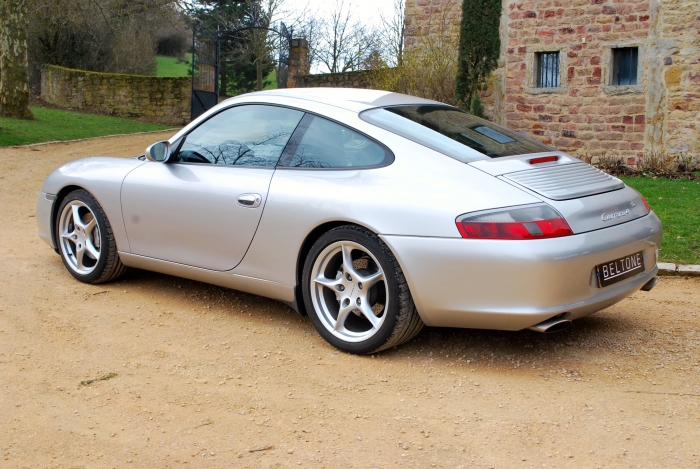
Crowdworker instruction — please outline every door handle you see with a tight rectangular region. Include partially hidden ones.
[237,193,262,208]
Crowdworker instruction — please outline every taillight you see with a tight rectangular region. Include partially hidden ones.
[641,197,651,213]
[456,205,573,240]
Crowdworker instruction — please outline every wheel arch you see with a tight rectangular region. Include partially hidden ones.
[51,185,88,250]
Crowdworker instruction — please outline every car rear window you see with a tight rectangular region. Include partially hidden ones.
[360,105,553,161]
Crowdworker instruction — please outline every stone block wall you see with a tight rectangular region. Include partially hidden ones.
[41,65,190,126]
[405,0,463,42]
[295,70,372,89]
[405,0,700,161]
[655,0,700,157]
[500,0,652,160]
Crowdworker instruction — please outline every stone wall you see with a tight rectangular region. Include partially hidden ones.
[295,70,372,89]
[405,0,700,161]
[41,65,190,126]
[404,0,462,45]
[653,0,700,157]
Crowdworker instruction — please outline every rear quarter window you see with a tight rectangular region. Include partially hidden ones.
[361,105,553,162]
[278,114,393,169]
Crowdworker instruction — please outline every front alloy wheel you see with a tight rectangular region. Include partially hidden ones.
[55,189,126,284]
[58,200,102,275]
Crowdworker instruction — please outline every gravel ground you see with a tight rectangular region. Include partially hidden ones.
[1,133,699,468]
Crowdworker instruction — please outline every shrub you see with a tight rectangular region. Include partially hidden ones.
[594,152,628,175]
[156,33,188,58]
[455,0,502,107]
[583,150,698,180]
[470,93,486,119]
[673,153,699,174]
[636,150,676,176]
[370,2,459,105]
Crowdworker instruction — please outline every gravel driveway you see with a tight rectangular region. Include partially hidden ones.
[1,133,699,468]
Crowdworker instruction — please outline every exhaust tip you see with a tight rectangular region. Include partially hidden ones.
[528,317,572,333]
[641,277,659,292]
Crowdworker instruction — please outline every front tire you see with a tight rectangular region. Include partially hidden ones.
[302,226,424,354]
[55,189,127,284]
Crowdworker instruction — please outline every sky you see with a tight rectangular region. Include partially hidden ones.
[284,0,397,29]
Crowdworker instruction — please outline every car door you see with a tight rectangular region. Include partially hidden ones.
[121,104,304,271]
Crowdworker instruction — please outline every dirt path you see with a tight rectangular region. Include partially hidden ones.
[1,134,699,468]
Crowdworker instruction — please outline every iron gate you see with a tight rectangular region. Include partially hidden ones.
[190,18,293,121]
[190,23,220,121]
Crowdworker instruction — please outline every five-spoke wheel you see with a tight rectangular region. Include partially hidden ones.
[58,200,101,275]
[56,190,126,284]
[302,226,424,354]
[310,240,388,343]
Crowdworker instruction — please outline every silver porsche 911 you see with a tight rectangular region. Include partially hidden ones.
[36,88,662,354]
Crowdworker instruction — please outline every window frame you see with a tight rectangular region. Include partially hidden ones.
[535,51,561,88]
[170,103,306,169]
[524,47,567,95]
[611,47,639,86]
[601,43,645,95]
[275,112,395,171]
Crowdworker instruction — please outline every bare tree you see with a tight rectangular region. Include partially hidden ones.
[315,0,378,74]
[378,0,405,67]
[370,0,460,105]
[246,0,277,91]
[25,0,182,90]
[290,12,322,73]
[0,0,33,119]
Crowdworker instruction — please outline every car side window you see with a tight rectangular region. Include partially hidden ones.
[176,105,304,167]
[279,114,391,169]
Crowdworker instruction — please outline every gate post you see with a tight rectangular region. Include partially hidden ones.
[286,39,310,88]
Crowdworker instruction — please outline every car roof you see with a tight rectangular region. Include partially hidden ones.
[236,88,443,113]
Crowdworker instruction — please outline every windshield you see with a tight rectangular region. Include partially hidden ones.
[360,105,553,162]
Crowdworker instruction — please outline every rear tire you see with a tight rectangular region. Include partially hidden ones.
[302,226,423,354]
[55,189,127,284]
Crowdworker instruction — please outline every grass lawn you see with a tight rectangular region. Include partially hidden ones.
[155,55,277,90]
[0,107,171,147]
[156,54,192,77]
[622,176,700,265]
[264,69,278,90]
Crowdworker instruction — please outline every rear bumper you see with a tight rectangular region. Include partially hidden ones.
[382,212,662,330]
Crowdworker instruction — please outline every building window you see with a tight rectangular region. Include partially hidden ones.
[612,47,638,85]
[535,52,560,88]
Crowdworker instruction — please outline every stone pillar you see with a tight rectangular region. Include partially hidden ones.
[287,38,310,88]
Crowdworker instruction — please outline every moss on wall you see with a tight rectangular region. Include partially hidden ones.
[41,65,190,126]
[295,70,372,89]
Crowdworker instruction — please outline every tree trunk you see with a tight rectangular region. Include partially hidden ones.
[256,59,263,91]
[0,0,33,119]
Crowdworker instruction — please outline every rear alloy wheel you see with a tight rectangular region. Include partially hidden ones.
[302,226,424,354]
[56,190,126,284]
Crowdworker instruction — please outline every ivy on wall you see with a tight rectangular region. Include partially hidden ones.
[455,0,502,114]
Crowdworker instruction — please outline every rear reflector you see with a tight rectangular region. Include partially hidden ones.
[529,156,559,165]
[456,204,573,240]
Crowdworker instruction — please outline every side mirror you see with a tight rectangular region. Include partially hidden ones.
[145,141,171,162]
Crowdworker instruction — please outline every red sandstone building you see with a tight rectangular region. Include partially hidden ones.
[405,0,700,162]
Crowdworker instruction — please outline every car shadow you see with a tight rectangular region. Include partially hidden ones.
[380,311,653,373]
[112,268,652,369]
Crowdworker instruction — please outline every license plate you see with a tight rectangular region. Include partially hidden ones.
[595,251,645,287]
